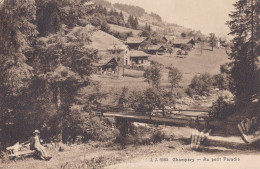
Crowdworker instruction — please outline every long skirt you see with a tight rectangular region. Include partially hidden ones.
[34,145,49,159]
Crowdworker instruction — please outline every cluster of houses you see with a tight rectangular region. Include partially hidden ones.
[93,35,197,75]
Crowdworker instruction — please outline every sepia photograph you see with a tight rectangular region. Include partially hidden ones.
[0,0,259,168]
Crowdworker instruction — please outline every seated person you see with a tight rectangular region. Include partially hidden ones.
[22,130,52,161]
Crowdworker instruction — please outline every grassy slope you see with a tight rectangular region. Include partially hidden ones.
[150,44,230,87]
[93,44,229,91]
[87,25,124,51]
[108,24,141,37]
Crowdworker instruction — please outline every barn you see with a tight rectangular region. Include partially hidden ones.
[172,38,195,49]
[146,45,166,55]
[126,37,149,50]
[129,50,150,65]
[93,57,118,75]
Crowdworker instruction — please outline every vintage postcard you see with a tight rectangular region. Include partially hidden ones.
[0,0,259,168]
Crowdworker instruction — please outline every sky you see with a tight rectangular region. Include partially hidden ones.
[107,0,237,38]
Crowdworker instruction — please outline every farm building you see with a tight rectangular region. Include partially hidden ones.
[129,50,150,65]
[107,44,130,65]
[146,45,167,55]
[93,57,118,75]
[126,37,149,50]
[172,38,195,49]
[162,35,175,44]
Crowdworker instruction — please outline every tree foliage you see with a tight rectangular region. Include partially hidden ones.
[0,0,99,145]
[208,33,217,51]
[186,73,213,96]
[143,65,162,89]
[127,15,139,29]
[168,67,182,91]
[128,88,174,114]
[227,0,260,105]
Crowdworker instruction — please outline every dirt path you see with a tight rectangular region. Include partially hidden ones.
[1,139,257,169]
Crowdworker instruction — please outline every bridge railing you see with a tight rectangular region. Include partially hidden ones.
[93,106,210,119]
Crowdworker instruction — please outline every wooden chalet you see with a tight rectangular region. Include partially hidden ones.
[126,37,148,50]
[172,38,195,49]
[93,57,118,75]
[129,50,150,65]
[163,35,175,44]
[107,45,130,65]
[146,45,166,55]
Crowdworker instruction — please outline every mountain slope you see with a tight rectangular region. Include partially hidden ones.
[92,0,205,37]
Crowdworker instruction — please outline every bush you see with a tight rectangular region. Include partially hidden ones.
[186,73,213,96]
[151,130,166,143]
[177,50,182,55]
[212,74,229,90]
[89,17,102,27]
[210,95,235,120]
[185,87,195,97]
[100,20,110,33]
[177,50,188,55]
[115,124,166,146]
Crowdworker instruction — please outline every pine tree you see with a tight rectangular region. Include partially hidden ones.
[119,11,124,21]
[134,16,139,29]
[227,0,260,105]
[0,0,38,143]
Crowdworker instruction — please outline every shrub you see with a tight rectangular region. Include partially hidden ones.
[212,74,229,90]
[89,17,102,27]
[186,73,213,96]
[151,130,166,143]
[185,87,195,97]
[210,95,235,120]
[100,20,110,33]
[177,50,182,55]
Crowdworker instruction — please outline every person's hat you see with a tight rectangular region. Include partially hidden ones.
[33,130,40,134]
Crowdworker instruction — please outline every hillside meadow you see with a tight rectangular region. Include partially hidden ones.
[92,44,230,96]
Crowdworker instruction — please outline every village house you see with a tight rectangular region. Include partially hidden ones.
[107,44,130,65]
[172,38,196,50]
[129,50,150,65]
[125,37,149,50]
[93,56,118,75]
[145,45,167,55]
[162,35,175,44]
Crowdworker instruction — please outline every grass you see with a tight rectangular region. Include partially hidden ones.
[87,25,124,51]
[150,44,230,87]
[108,24,141,37]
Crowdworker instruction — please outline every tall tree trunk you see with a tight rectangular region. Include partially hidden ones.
[56,83,62,143]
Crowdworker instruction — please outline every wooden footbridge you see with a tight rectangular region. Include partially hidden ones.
[95,106,211,128]
[95,106,252,151]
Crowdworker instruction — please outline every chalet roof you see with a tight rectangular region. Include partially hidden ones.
[126,37,147,44]
[197,37,206,42]
[147,45,166,51]
[130,50,149,58]
[173,38,193,44]
[107,44,128,51]
[163,35,175,41]
[93,56,116,66]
